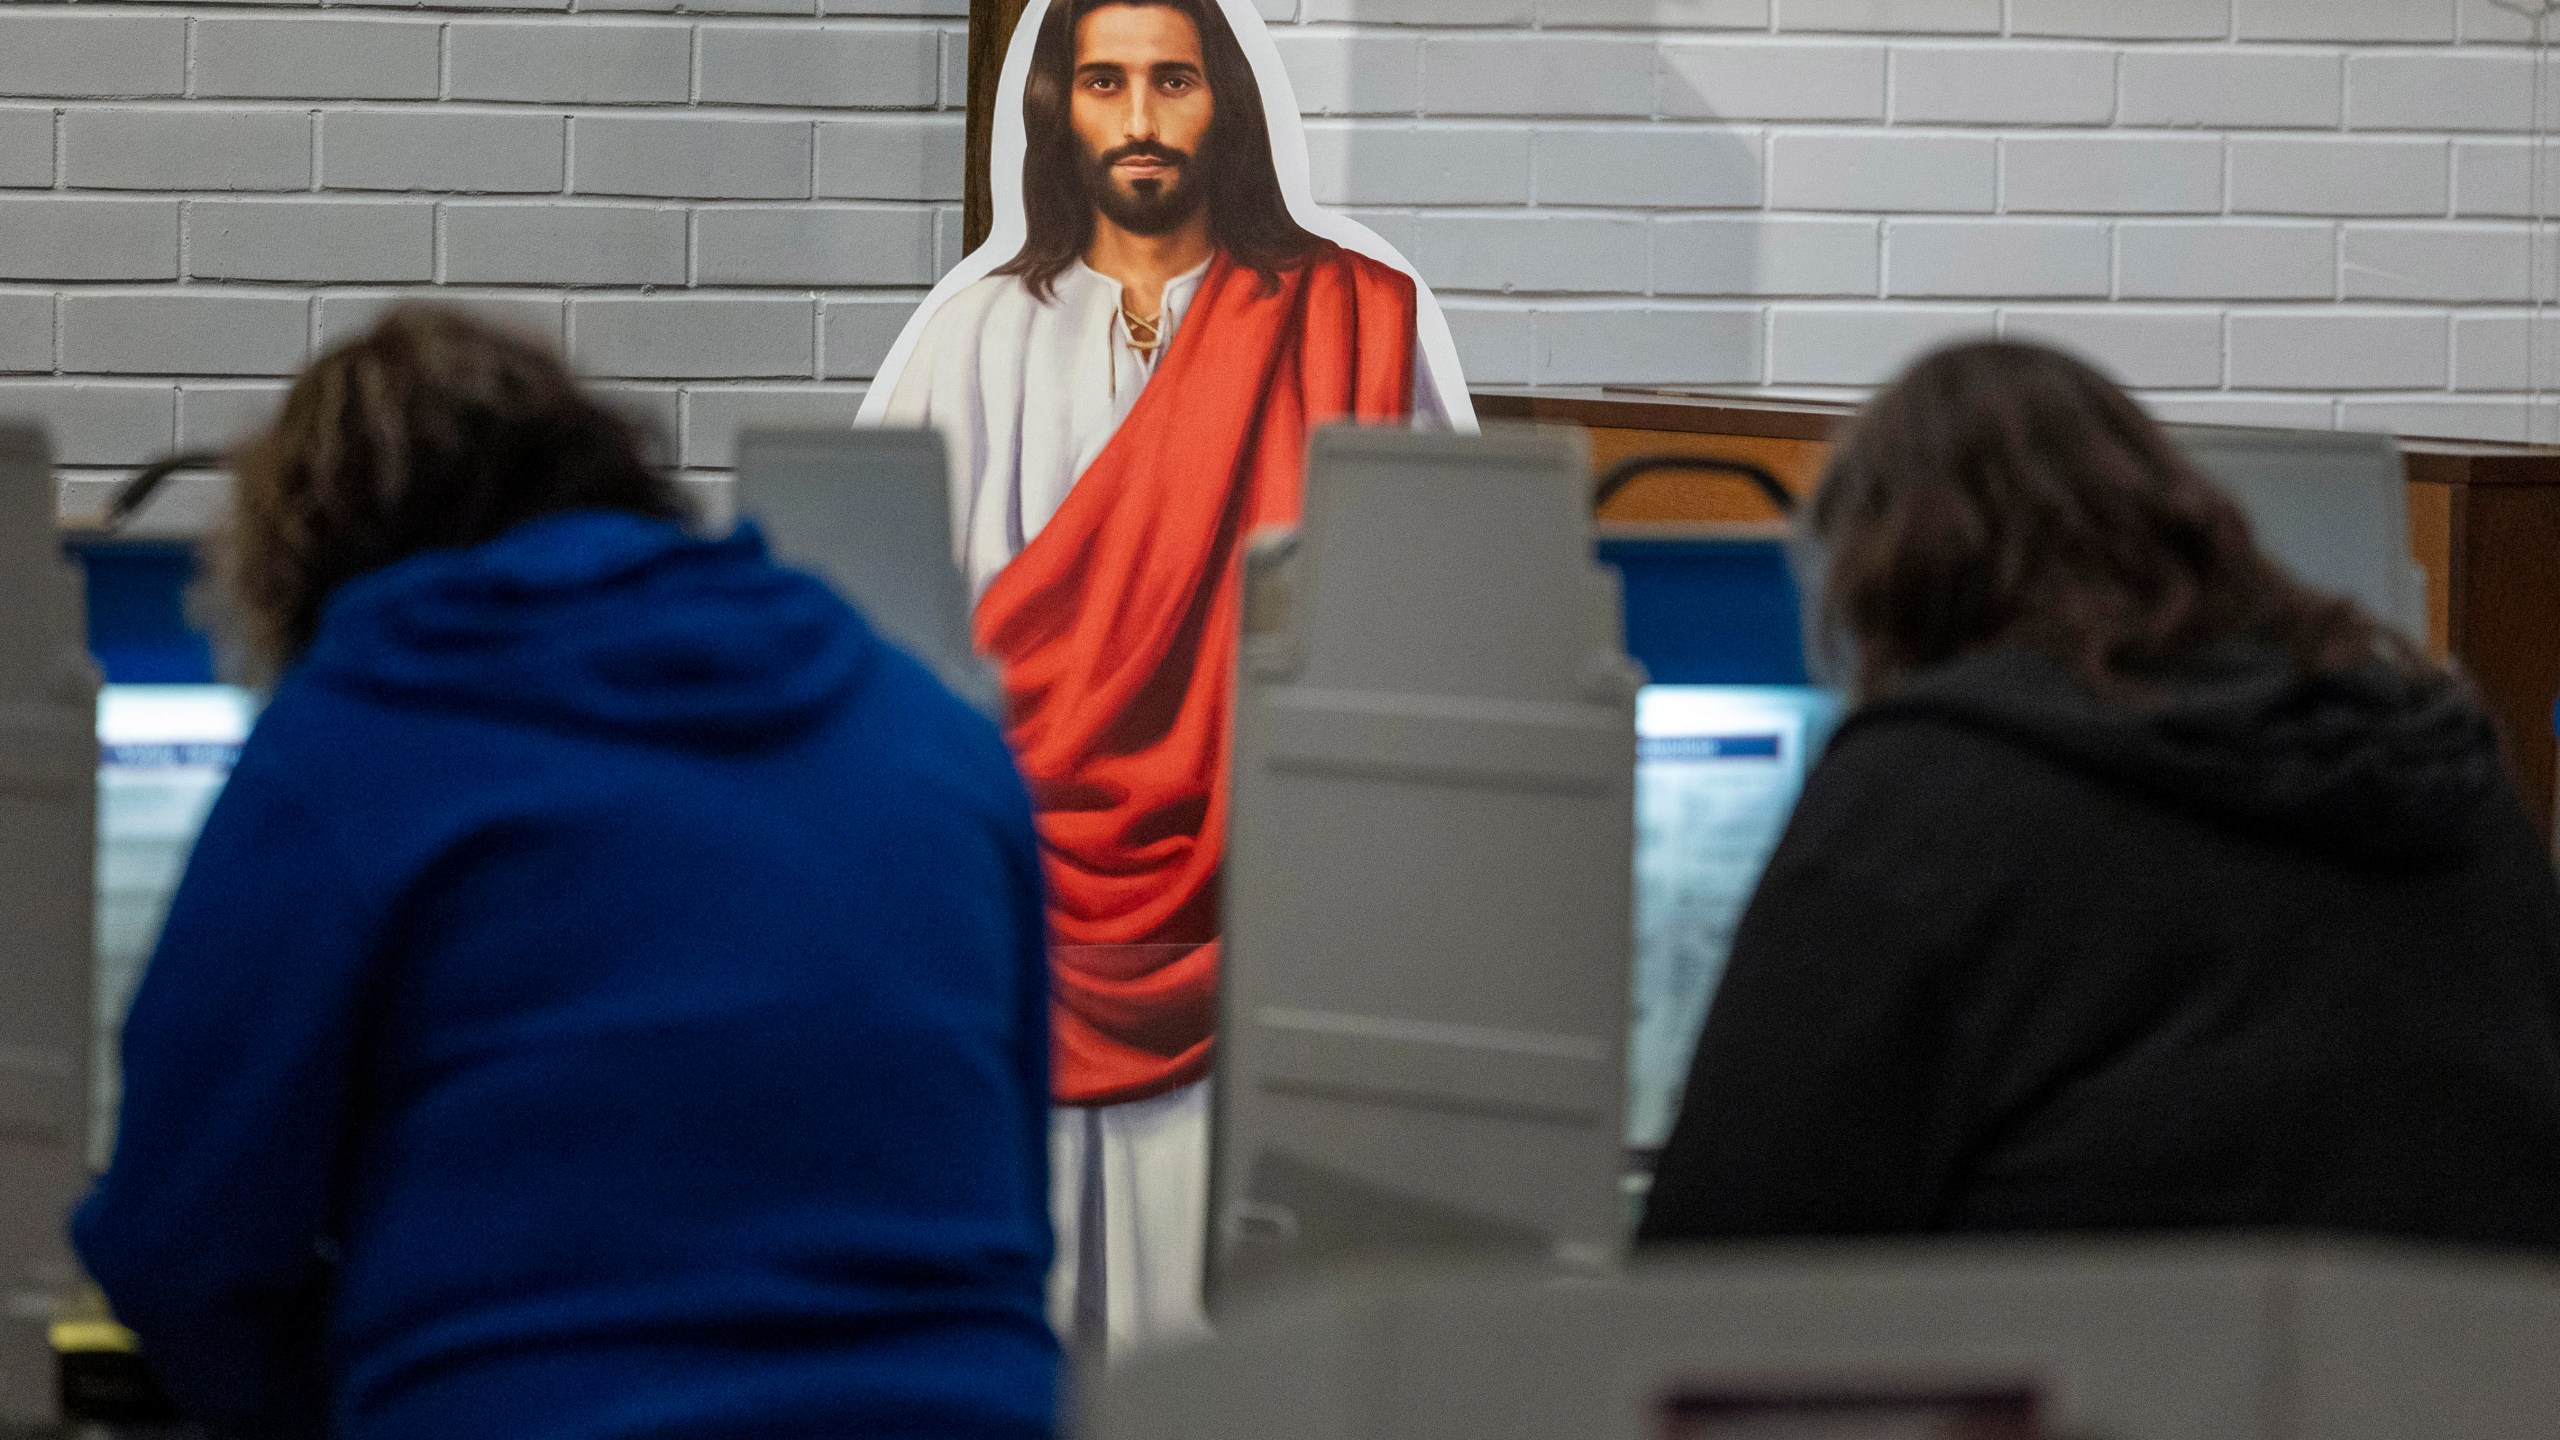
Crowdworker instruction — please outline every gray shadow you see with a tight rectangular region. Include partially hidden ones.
[1315,0,1772,395]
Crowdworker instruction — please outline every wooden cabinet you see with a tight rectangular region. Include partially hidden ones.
[1477,386,2560,841]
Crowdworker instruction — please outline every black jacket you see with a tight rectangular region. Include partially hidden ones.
[1639,646,2560,1251]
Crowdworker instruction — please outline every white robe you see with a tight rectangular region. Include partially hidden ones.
[879,258,1218,1358]
[882,255,1448,595]
[881,258,1211,597]
[876,252,1447,1357]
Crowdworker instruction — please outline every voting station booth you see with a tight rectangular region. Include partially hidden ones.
[1485,388,2560,847]
[0,427,100,1423]
[1069,417,2560,1438]
[1090,1241,2560,1440]
[742,417,2560,1440]
[9,403,2560,1428]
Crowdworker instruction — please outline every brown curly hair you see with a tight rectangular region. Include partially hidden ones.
[217,304,690,681]
[1810,340,2403,701]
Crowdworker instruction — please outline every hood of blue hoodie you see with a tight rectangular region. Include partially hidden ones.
[300,510,877,750]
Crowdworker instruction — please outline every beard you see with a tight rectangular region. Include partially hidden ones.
[1086,139,1208,237]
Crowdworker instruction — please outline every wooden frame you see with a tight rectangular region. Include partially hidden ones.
[964,0,1032,257]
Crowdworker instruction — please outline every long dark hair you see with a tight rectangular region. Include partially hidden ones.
[220,303,690,680]
[1810,340,2406,701]
[995,0,1318,302]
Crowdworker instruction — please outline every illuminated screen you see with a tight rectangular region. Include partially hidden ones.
[1628,685,1838,1152]
[92,685,255,1162]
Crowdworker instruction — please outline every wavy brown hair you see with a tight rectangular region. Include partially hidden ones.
[1809,341,2405,701]
[217,303,689,681]
[995,0,1318,302]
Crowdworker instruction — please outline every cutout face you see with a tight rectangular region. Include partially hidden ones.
[857,0,1476,431]
[1072,4,1217,238]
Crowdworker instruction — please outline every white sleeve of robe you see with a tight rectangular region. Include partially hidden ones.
[874,265,1203,598]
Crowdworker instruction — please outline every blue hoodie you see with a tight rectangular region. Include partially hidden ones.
[73,511,1058,1440]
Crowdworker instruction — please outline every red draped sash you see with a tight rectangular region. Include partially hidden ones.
[972,243,1418,1106]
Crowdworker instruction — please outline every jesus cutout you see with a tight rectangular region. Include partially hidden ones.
[859,0,1470,1356]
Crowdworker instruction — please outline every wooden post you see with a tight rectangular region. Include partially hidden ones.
[964,0,1033,257]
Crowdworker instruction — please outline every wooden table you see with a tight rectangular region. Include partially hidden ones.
[1477,386,2560,842]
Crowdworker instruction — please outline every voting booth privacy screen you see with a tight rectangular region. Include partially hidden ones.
[1091,1242,2560,1440]
[0,427,97,1417]
[63,415,2429,1245]
[1216,426,1638,1294]
[66,465,1833,1182]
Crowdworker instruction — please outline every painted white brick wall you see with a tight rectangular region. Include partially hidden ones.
[0,0,962,505]
[1277,0,2560,443]
[8,0,2560,508]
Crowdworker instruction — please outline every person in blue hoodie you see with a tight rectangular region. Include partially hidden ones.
[73,304,1059,1440]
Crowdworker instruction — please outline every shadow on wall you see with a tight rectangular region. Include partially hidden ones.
[1306,1,1768,393]
[1312,5,2560,445]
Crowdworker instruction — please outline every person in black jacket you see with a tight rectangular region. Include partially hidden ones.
[1638,340,2560,1251]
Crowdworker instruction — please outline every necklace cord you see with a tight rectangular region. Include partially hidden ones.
[1122,304,1164,356]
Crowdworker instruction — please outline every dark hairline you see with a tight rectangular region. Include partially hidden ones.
[1062,0,1213,118]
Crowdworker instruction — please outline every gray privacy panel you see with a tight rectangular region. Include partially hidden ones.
[2172,425,2426,642]
[0,425,100,1422]
[1095,1242,2560,1440]
[731,427,997,714]
[1213,424,1639,1308]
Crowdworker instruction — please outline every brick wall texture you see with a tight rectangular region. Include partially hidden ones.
[5,0,2556,509]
